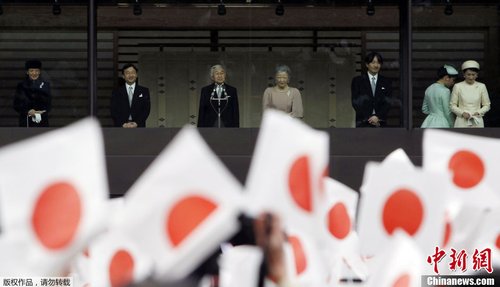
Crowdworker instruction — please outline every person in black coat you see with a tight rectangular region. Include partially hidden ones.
[110,63,151,128]
[351,51,392,127]
[13,59,51,127]
[197,65,239,128]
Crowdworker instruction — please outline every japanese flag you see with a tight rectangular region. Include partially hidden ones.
[441,202,485,252]
[423,129,500,209]
[365,232,424,287]
[357,161,449,257]
[69,197,128,287]
[283,228,329,287]
[88,231,153,287]
[471,209,500,266]
[114,126,243,282]
[320,177,358,248]
[317,177,360,280]
[382,148,414,169]
[219,245,263,287]
[245,110,329,239]
[0,118,108,275]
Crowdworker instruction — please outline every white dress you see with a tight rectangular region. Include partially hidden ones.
[450,81,490,128]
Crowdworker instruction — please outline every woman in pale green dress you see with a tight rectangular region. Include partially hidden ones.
[421,65,458,128]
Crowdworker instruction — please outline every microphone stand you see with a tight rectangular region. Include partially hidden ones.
[209,84,230,128]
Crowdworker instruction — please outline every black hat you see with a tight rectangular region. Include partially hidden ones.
[25,59,42,70]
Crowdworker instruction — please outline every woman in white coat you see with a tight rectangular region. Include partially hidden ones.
[450,60,491,128]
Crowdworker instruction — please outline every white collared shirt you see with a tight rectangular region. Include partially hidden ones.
[367,72,378,85]
[126,83,136,97]
[126,82,136,120]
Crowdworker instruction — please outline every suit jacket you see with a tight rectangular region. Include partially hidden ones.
[110,84,151,127]
[197,83,239,127]
[351,73,392,127]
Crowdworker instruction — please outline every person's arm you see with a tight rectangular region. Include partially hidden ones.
[291,89,303,119]
[254,213,287,285]
[422,93,430,115]
[110,89,123,127]
[133,87,150,127]
[477,84,491,116]
[37,81,51,113]
[440,89,454,127]
[13,83,30,115]
[263,88,272,111]
[351,77,362,115]
[376,77,392,122]
[197,87,208,127]
[450,85,466,118]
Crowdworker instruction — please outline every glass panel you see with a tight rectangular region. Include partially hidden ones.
[412,3,499,128]
[0,4,89,127]
[97,2,401,128]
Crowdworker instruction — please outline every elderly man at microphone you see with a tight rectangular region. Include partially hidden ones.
[197,65,240,128]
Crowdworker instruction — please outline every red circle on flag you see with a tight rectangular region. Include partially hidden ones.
[288,235,307,275]
[109,249,135,287]
[495,234,500,250]
[392,273,411,287]
[327,202,351,240]
[288,155,312,212]
[382,189,424,236]
[31,181,82,250]
[166,195,217,247]
[448,150,485,189]
[443,219,452,248]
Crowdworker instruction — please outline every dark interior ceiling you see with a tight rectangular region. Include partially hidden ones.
[1,0,499,6]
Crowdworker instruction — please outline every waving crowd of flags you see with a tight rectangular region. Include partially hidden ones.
[0,110,498,287]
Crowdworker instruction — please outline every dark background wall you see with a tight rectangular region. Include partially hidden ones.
[0,4,498,128]
[1,127,500,197]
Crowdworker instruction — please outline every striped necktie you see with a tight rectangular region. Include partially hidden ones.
[370,76,376,96]
[128,86,134,106]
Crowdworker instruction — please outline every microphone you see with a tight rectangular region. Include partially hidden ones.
[222,87,230,99]
[211,86,216,98]
[217,85,221,107]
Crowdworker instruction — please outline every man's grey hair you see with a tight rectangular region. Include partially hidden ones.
[210,64,226,79]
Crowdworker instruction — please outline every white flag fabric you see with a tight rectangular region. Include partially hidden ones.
[219,245,263,287]
[0,118,108,275]
[423,129,500,209]
[358,161,448,257]
[382,148,414,169]
[317,177,361,281]
[442,202,485,253]
[89,231,153,287]
[245,110,329,240]
[114,126,243,282]
[471,209,500,267]
[320,178,358,247]
[284,229,329,287]
[365,232,424,287]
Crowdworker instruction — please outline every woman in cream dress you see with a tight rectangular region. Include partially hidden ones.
[450,60,491,128]
[262,65,303,119]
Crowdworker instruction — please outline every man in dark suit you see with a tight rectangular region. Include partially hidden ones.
[351,51,392,127]
[110,63,151,128]
[197,65,239,128]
